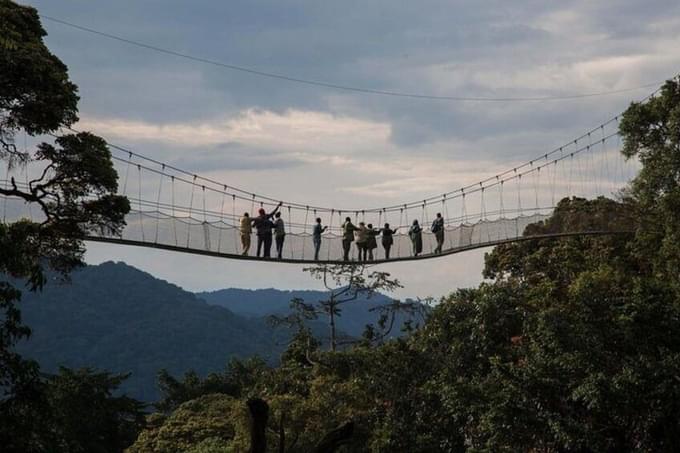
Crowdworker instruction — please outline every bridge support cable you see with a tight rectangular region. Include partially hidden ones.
[2,162,8,223]
[186,176,196,248]
[578,147,587,198]
[396,208,404,257]
[601,128,613,194]
[137,165,145,242]
[615,119,625,185]
[171,177,178,247]
[154,168,164,244]
[121,153,131,197]
[217,189,226,253]
[230,195,237,254]
[497,182,505,241]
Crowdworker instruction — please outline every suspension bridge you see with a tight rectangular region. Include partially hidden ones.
[1,99,642,264]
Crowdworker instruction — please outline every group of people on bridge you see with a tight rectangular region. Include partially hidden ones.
[340,213,445,261]
[238,203,446,261]
[239,202,287,259]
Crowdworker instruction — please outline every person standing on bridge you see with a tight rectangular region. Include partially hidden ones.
[274,211,286,259]
[252,202,282,258]
[342,217,358,261]
[239,212,252,256]
[355,222,369,261]
[366,223,379,261]
[431,212,445,254]
[409,219,423,257]
[380,223,398,259]
[313,217,328,261]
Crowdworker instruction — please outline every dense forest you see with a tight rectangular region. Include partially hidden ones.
[15,262,415,401]
[2,1,680,451]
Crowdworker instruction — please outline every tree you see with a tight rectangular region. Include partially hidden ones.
[0,0,78,158]
[0,1,130,449]
[361,298,431,346]
[407,198,680,451]
[619,76,680,278]
[43,368,146,453]
[155,357,269,413]
[272,264,403,352]
[128,394,250,453]
[1,367,146,453]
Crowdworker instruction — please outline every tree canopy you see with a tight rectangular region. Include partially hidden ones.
[0,1,132,450]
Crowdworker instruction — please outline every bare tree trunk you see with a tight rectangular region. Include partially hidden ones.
[247,398,268,453]
[278,411,285,453]
[329,300,336,352]
[312,421,354,453]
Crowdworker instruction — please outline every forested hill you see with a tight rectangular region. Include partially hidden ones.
[15,262,290,402]
[14,262,407,403]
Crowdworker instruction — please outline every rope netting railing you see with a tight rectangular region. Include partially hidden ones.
[0,111,639,263]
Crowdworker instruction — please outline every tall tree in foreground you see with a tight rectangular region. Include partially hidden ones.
[0,1,131,450]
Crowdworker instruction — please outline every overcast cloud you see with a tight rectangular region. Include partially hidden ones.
[23,0,680,298]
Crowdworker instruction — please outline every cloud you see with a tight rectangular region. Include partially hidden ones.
[77,109,391,153]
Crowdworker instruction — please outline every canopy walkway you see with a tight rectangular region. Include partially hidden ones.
[1,100,641,264]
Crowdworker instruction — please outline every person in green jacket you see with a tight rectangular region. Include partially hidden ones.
[342,217,359,261]
[239,212,252,256]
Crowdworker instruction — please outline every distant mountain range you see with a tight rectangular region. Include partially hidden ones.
[14,262,416,402]
[198,287,408,338]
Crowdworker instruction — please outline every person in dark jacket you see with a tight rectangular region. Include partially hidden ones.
[274,211,286,259]
[431,212,445,254]
[366,223,379,261]
[380,223,398,260]
[342,217,359,261]
[252,202,282,258]
[409,219,423,257]
[312,217,328,261]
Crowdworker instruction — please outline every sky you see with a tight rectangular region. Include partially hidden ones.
[22,0,680,299]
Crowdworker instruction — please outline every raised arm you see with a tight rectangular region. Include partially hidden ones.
[267,202,283,219]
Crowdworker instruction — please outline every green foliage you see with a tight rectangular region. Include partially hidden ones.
[43,368,146,453]
[2,367,145,453]
[0,0,78,144]
[620,76,680,278]
[156,357,269,413]
[128,394,250,453]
